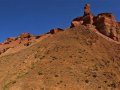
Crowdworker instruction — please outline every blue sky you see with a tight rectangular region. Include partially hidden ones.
[0,0,120,42]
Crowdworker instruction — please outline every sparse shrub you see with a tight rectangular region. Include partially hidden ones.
[17,72,29,78]
[57,80,63,85]
[51,56,57,60]
[55,75,59,77]
[85,80,89,83]
[39,55,45,60]
[38,71,43,75]
[31,63,35,69]
[104,81,107,83]
[24,42,32,46]
[108,83,116,88]
[74,61,81,64]
[34,54,37,58]
[12,80,16,84]
[3,80,16,90]
[93,74,97,78]
[69,56,72,58]
[98,86,101,88]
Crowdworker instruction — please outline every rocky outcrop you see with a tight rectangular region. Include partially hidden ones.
[18,33,33,39]
[48,28,63,34]
[4,37,15,44]
[71,4,93,27]
[93,13,120,41]
[84,4,91,16]
[83,4,93,24]
[71,4,120,41]
[0,28,63,55]
[71,17,83,27]
[0,33,35,55]
[83,14,93,25]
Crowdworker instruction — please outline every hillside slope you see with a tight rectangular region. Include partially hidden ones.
[0,25,120,90]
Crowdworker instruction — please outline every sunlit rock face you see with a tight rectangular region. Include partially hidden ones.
[71,4,120,41]
[83,4,93,25]
[93,13,120,41]
[71,4,93,27]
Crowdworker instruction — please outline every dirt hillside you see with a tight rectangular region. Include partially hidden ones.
[0,25,120,90]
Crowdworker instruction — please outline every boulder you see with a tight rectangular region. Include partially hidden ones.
[49,28,63,34]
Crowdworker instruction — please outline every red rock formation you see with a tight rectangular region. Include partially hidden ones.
[0,33,36,55]
[93,13,118,28]
[71,4,93,27]
[93,13,119,41]
[18,33,33,39]
[84,4,91,16]
[0,29,63,55]
[83,14,93,25]
[117,23,120,41]
[71,4,120,41]
[83,4,93,24]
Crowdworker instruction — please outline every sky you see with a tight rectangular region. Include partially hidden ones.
[0,0,120,42]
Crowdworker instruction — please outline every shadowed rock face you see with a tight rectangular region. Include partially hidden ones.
[71,4,120,41]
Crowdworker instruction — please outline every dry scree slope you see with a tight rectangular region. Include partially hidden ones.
[0,26,120,90]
